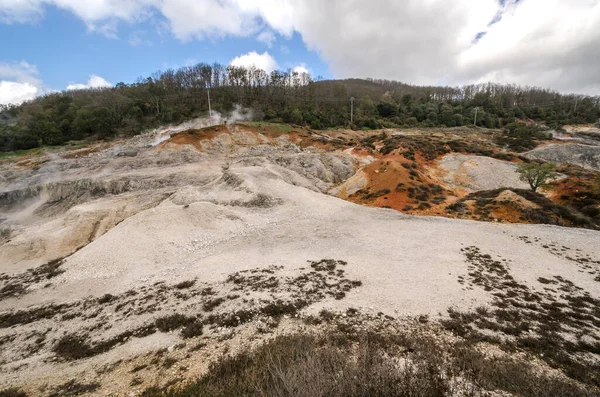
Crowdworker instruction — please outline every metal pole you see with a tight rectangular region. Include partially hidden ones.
[350,97,355,123]
[474,107,478,126]
[207,86,212,117]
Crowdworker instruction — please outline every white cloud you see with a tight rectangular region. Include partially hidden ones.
[292,65,309,75]
[0,60,44,105]
[279,0,497,86]
[454,0,600,94]
[257,30,275,47]
[158,0,258,41]
[66,74,112,90]
[0,0,43,23]
[0,81,38,105]
[230,51,279,73]
[2,0,600,93]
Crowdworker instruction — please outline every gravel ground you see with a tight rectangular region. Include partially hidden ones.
[526,143,600,171]
[432,153,530,191]
[1,130,599,395]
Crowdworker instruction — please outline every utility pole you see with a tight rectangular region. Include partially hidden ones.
[207,85,212,117]
[474,107,479,126]
[350,97,355,124]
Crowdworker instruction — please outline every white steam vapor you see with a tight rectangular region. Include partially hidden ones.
[148,104,254,147]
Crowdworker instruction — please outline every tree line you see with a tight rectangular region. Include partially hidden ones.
[1,62,599,152]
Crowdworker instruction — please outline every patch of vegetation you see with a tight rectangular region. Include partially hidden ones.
[180,322,204,339]
[0,388,28,397]
[0,227,10,240]
[0,258,66,300]
[229,194,283,208]
[0,303,73,328]
[494,123,552,152]
[154,314,199,332]
[446,188,599,229]
[139,326,594,397]
[443,246,600,388]
[5,260,361,366]
[207,260,360,328]
[202,297,225,311]
[361,188,390,200]
[174,280,196,289]
[47,379,100,397]
[244,122,294,133]
[379,135,450,160]
[53,334,96,360]
[553,170,600,224]
[226,267,282,292]
[96,294,115,304]
[53,322,160,361]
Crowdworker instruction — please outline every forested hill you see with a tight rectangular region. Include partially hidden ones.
[1,62,599,152]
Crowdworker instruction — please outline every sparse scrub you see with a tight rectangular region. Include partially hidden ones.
[447,188,598,229]
[0,258,65,300]
[0,227,10,240]
[139,326,595,397]
[53,334,95,360]
[0,388,28,397]
[229,193,283,208]
[202,297,225,311]
[180,321,203,339]
[443,246,600,388]
[174,280,196,289]
[154,314,198,332]
[47,379,100,397]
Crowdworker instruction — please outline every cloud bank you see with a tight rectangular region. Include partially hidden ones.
[66,75,113,91]
[1,0,600,94]
[230,51,279,73]
[0,61,44,105]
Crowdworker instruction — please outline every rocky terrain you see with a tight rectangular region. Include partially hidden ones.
[0,121,599,396]
[526,143,600,172]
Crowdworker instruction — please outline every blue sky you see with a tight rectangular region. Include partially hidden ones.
[0,5,330,94]
[0,0,598,105]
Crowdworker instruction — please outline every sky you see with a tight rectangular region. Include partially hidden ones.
[0,0,599,105]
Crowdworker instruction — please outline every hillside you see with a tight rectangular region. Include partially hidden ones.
[1,120,599,396]
[2,62,599,154]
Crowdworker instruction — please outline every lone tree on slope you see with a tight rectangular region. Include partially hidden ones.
[517,162,558,192]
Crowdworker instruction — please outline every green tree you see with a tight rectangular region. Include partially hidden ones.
[517,162,558,192]
[39,121,63,145]
[426,111,438,123]
[439,104,455,126]
[453,114,464,126]
[71,109,95,139]
[359,96,377,118]
[376,102,398,118]
[290,108,303,124]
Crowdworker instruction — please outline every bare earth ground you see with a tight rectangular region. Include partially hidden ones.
[0,123,599,396]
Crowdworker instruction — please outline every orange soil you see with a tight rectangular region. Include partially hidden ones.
[345,150,457,216]
[158,125,230,151]
[490,203,530,223]
[15,158,49,169]
[551,176,591,203]
[159,124,346,153]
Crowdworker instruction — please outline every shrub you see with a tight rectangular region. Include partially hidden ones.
[140,329,595,397]
[517,162,557,192]
[154,314,197,332]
